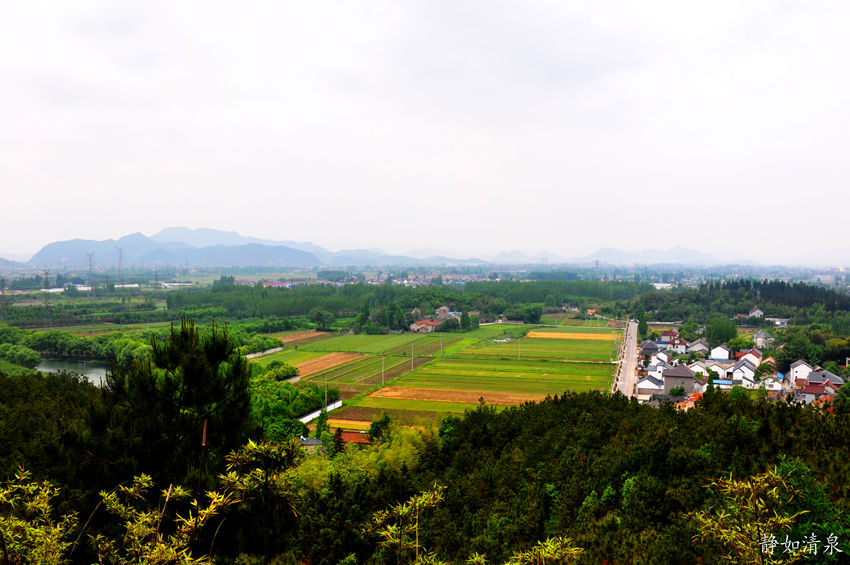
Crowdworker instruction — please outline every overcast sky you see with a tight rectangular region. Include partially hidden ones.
[2,1,849,264]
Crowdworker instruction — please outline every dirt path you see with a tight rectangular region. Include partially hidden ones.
[368,387,546,406]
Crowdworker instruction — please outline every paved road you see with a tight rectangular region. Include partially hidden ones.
[616,320,639,396]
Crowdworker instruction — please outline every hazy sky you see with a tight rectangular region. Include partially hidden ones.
[2,1,850,264]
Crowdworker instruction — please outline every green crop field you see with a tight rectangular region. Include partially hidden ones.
[396,359,612,395]
[37,321,175,335]
[254,349,326,367]
[300,332,484,356]
[458,336,618,363]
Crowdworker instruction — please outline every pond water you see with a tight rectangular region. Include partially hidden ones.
[36,359,110,385]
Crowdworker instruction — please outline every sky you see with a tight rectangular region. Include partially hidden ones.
[2,1,850,265]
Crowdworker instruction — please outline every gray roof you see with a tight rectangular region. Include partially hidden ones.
[754,331,772,339]
[663,365,695,379]
[807,370,844,386]
[790,360,813,369]
[299,436,323,447]
[733,359,757,372]
[713,344,731,352]
[637,376,663,388]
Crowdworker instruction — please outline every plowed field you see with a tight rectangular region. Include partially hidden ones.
[278,331,324,343]
[296,352,364,377]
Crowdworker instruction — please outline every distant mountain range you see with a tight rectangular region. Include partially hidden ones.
[1,227,756,270]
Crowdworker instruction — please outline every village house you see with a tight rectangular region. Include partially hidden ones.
[753,330,774,349]
[636,375,664,400]
[662,364,696,395]
[640,340,659,356]
[737,348,762,367]
[667,337,688,354]
[789,360,813,389]
[710,344,732,360]
[650,350,670,365]
[657,329,679,345]
[797,382,838,405]
[646,359,672,380]
[686,338,710,355]
[704,360,731,379]
[806,369,845,387]
[730,359,758,388]
[749,306,764,318]
[410,320,441,333]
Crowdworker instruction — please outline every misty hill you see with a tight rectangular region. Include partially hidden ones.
[22,227,749,270]
[27,233,321,269]
[0,257,27,271]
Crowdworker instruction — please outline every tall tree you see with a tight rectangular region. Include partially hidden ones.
[89,317,251,489]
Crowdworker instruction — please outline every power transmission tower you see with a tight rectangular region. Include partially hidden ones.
[117,247,124,286]
[87,252,95,291]
[42,268,50,328]
[0,275,6,322]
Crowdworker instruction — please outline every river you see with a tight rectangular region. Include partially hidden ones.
[36,359,111,385]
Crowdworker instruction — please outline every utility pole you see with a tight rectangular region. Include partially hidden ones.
[440,334,443,358]
[382,355,385,387]
[411,344,414,372]
[517,337,521,361]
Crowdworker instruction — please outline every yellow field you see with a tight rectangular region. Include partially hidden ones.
[525,331,618,341]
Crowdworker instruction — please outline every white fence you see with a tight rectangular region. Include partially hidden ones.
[299,400,343,423]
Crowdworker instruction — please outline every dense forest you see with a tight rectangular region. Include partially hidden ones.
[2,319,850,563]
[634,279,850,328]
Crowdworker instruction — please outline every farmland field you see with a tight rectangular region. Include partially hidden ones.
[254,349,326,367]
[458,336,617,362]
[525,331,617,341]
[396,358,611,395]
[316,323,620,430]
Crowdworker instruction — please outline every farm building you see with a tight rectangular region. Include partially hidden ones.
[410,320,441,334]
